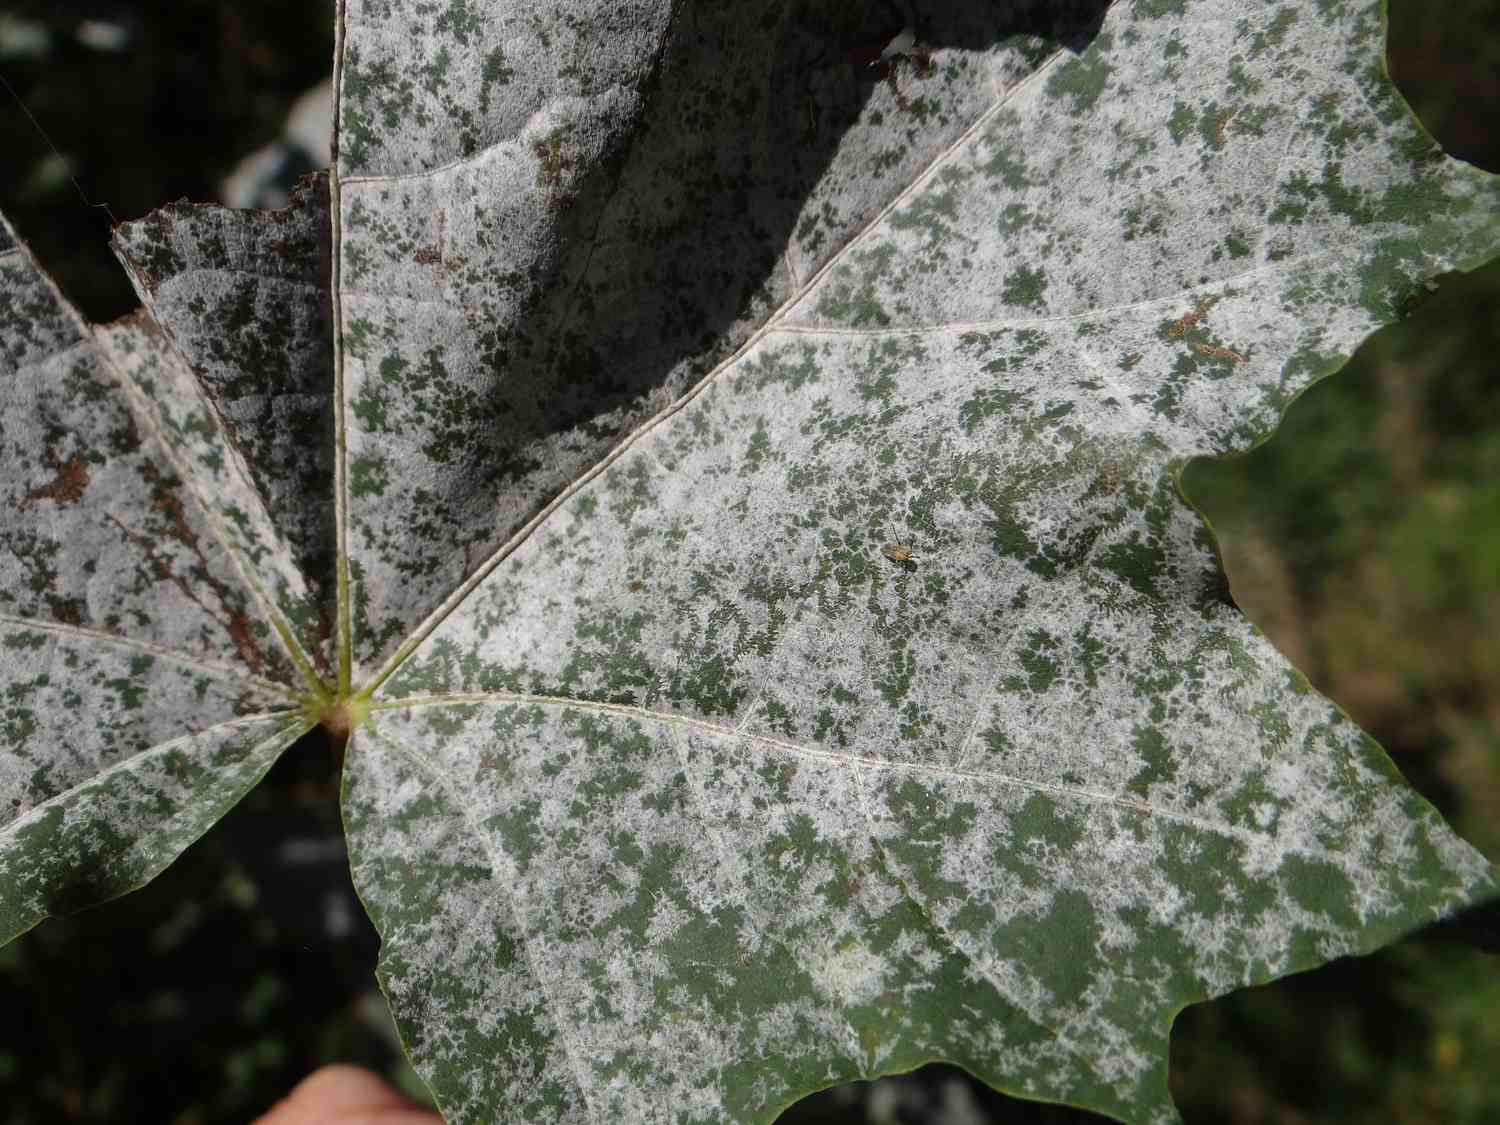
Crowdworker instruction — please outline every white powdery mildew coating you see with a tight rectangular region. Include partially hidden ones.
[355,702,1106,1122]
[0,219,308,941]
[764,16,1034,288]
[336,0,674,675]
[110,182,338,670]
[6,0,1489,1117]
[343,729,590,1123]
[342,1,1499,1122]
[787,0,1476,336]
[337,0,670,179]
[0,230,298,686]
[0,714,303,943]
[0,621,287,821]
[334,2,1116,680]
[92,318,314,685]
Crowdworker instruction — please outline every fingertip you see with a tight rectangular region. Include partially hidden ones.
[255,1064,440,1124]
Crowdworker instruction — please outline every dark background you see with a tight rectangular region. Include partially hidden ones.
[0,1,1496,1121]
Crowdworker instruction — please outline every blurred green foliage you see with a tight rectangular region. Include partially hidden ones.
[0,1,1496,1123]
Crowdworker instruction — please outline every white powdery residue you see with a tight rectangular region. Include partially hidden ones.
[972,952,1050,1026]
[732,920,764,962]
[1177,911,1238,968]
[1264,754,1311,804]
[1148,879,1190,929]
[1068,996,1150,1089]
[643,893,690,944]
[1098,818,1152,871]
[748,997,835,1057]
[669,1071,729,1124]
[1096,897,1145,956]
[1237,819,1290,880]
[803,941,888,1007]
[888,924,945,975]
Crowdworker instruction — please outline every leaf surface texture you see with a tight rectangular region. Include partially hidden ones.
[2,1,1498,1122]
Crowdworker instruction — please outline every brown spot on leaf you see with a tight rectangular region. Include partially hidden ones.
[1167,298,1215,338]
[228,613,265,674]
[1194,342,1246,363]
[534,131,571,189]
[27,454,91,506]
[141,462,199,550]
[109,476,270,674]
[1214,107,1239,147]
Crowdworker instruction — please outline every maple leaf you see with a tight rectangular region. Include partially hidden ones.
[3,1,1498,1122]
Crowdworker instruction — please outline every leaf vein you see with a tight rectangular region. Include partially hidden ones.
[1,713,306,841]
[771,249,1337,339]
[362,34,1084,694]
[92,316,323,693]
[371,692,1247,841]
[0,613,297,700]
[372,728,605,1125]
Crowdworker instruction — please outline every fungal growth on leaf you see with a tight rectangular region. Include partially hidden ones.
[1,1,1498,1123]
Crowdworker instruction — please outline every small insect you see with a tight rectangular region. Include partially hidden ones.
[883,542,916,564]
[626,579,645,593]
